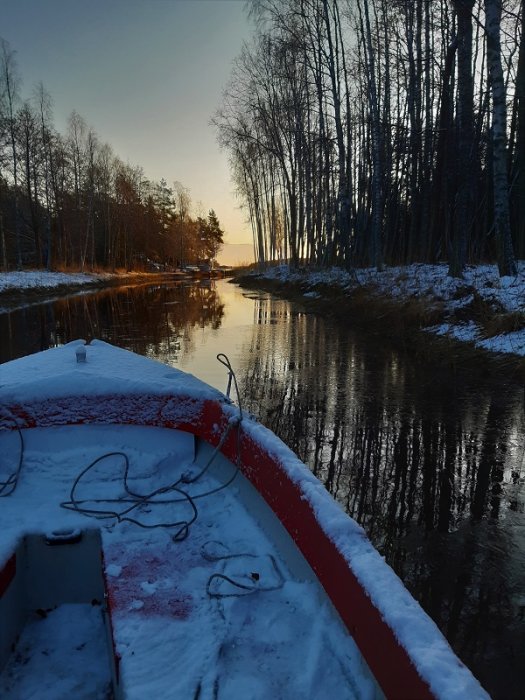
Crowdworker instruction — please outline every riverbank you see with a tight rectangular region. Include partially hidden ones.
[4,264,525,377]
[234,262,525,378]
[0,270,180,313]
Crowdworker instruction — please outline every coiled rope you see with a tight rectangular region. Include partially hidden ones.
[1,355,245,544]
[60,354,244,538]
[59,414,241,539]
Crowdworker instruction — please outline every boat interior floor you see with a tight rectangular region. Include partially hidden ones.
[0,425,378,700]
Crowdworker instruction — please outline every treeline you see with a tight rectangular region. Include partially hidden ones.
[0,38,223,272]
[215,0,524,276]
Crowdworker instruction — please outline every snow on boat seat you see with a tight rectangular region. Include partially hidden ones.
[0,530,111,699]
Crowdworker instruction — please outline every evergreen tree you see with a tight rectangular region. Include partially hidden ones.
[199,209,224,262]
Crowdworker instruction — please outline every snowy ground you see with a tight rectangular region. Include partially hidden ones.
[0,270,108,294]
[247,262,525,359]
[0,270,171,314]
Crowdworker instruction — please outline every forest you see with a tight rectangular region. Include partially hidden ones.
[0,38,224,272]
[215,0,524,277]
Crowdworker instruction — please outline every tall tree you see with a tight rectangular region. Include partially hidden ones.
[448,0,476,278]
[18,101,43,264]
[515,0,525,255]
[34,82,55,269]
[173,181,191,267]
[202,209,224,262]
[356,0,384,269]
[0,38,22,267]
[484,0,517,276]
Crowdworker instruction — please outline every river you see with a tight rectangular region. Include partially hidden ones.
[1,278,524,699]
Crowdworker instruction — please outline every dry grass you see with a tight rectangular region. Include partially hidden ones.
[481,310,525,338]
[51,263,78,273]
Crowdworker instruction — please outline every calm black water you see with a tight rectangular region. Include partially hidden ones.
[1,279,524,699]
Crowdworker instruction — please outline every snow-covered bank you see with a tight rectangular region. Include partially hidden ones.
[0,270,108,294]
[239,262,525,359]
[0,270,173,314]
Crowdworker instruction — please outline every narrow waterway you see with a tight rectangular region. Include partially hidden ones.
[1,278,524,699]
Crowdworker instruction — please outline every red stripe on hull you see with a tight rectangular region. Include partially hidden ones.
[0,554,16,599]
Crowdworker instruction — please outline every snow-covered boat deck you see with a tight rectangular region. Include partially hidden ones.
[0,423,374,699]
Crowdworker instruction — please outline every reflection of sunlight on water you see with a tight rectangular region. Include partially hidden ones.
[171,281,262,392]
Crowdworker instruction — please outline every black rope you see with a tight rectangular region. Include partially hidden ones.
[59,416,241,535]
[0,417,24,497]
[205,551,284,598]
[217,353,243,421]
[3,354,245,542]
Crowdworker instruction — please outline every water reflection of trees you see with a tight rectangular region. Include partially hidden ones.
[240,297,525,700]
[0,281,225,365]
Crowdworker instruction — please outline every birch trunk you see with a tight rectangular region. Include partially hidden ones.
[359,0,383,269]
[448,0,475,278]
[484,0,517,276]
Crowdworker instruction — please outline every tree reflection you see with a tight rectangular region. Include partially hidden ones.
[240,296,525,700]
[0,281,225,365]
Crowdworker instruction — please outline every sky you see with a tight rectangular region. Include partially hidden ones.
[1,0,254,247]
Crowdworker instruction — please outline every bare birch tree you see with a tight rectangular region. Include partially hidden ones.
[0,39,22,267]
[448,0,476,278]
[484,0,517,276]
